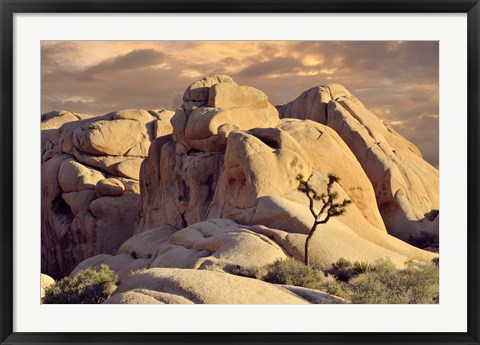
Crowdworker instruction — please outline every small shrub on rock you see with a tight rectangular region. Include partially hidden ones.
[325,258,375,283]
[43,264,118,304]
[262,258,324,290]
[320,274,351,300]
[325,258,356,282]
[231,265,265,279]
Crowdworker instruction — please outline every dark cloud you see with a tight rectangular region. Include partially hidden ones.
[41,42,81,73]
[86,49,165,74]
[237,57,302,77]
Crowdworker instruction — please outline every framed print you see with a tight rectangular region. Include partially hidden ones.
[1,1,479,344]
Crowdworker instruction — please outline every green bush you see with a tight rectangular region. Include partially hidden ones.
[239,257,439,304]
[231,265,264,279]
[325,258,354,282]
[262,258,324,290]
[262,258,352,299]
[43,264,118,304]
[349,259,439,304]
[353,261,375,274]
[320,274,351,300]
[325,258,375,283]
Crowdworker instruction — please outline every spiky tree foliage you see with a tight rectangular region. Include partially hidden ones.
[297,173,352,266]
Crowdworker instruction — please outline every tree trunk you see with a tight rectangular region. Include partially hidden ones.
[304,231,314,266]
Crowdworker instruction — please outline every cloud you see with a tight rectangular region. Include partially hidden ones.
[41,41,439,166]
[85,49,165,73]
[237,57,303,77]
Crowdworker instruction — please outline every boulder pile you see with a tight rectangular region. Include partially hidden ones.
[41,75,439,303]
[41,108,174,278]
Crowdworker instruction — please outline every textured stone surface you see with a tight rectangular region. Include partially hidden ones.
[172,74,281,153]
[41,110,94,156]
[105,268,309,304]
[104,289,194,304]
[117,225,178,258]
[279,119,386,232]
[95,178,125,196]
[148,219,288,272]
[41,108,173,278]
[73,119,144,156]
[91,219,287,276]
[183,74,236,102]
[58,158,105,193]
[137,138,224,233]
[277,84,439,240]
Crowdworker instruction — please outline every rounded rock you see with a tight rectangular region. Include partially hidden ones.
[95,178,125,196]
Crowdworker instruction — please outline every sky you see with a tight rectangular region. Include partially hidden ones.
[41,41,439,166]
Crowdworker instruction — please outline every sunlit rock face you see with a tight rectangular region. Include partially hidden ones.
[102,267,347,304]
[172,74,281,154]
[41,108,174,278]
[135,75,436,272]
[43,75,439,286]
[277,84,439,241]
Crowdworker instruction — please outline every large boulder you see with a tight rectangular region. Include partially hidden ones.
[95,178,125,196]
[104,268,311,304]
[172,75,281,153]
[140,219,287,272]
[81,219,288,277]
[41,109,174,278]
[74,218,434,286]
[41,110,94,157]
[279,119,386,232]
[277,84,439,240]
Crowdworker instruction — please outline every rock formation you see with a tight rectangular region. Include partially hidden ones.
[173,75,281,154]
[42,75,439,303]
[135,76,434,267]
[41,110,94,156]
[41,108,174,278]
[277,84,439,240]
[103,268,345,304]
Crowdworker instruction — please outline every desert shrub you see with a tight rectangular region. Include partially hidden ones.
[325,258,355,282]
[262,258,324,290]
[353,261,375,274]
[43,264,118,304]
[349,259,439,304]
[262,258,354,299]
[320,274,351,299]
[325,258,375,283]
[231,265,265,279]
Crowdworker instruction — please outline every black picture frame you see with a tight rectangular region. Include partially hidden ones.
[1,1,479,344]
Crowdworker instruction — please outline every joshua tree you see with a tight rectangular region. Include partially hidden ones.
[297,173,352,267]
